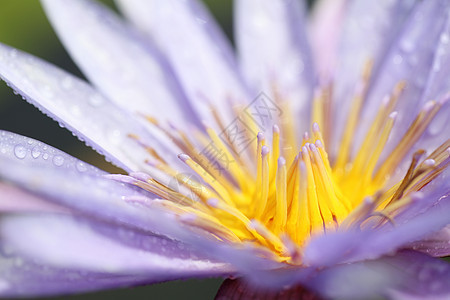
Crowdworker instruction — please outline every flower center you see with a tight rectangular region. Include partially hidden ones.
[114,64,449,265]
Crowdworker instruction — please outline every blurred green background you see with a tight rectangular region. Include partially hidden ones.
[0,0,233,299]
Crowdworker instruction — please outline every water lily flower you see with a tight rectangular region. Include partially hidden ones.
[1,0,450,299]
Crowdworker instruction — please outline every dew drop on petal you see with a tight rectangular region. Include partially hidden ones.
[31,146,41,159]
[440,32,449,44]
[9,49,17,58]
[88,94,104,107]
[70,105,81,117]
[42,153,49,160]
[14,145,27,159]
[61,76,73,90]
[76,162,87,172]
[0,280,10,292]
[400,39,414,53]
[41,85,54,99]
[393,54,403,65]
[107,129,122,144]
[52,155,65,167]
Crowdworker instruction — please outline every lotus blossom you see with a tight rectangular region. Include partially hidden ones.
[1,0,450,299]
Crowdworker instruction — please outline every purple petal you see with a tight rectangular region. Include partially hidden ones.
[330,0,419,155]
[309,0,348,78]
[412,20,450,154]
[309,251,450,300]
[0,151,172,239]
[0,183,69,213]
[116,0,250,127]
[0,45,185,172]
[241,251,450,299]
[0,213,229,297]
[353,0,450,162]
[409,225,450,257]
[0,266,151,298]
[235,0,314,134]
[0,130,103,174]
[41,0,199,127]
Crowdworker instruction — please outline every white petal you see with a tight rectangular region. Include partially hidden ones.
[116,0,251,127]
[354,1,450,162]
[41,0,198,127]
[0,44,184,172]
[0,213,229,297]
[235,0,314,135]
[330,0,419,154]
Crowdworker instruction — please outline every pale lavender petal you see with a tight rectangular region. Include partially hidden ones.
[412,24,450,153]
[0,183,69,213]
[308,0,348,78]
[354,1,450,162]
[41,0,198,127]
[409,225,450,257]
[330,0,419,154]
[0,130,103,174]
[235,0,314,135]
[0,213,229,297]
[240,251,450,299]
[0,45,185,172]
[0,156,173,240]
[309,251,450,300]
[0,132,177,238]
[116,0,250,127]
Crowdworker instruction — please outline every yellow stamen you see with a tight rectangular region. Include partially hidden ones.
[124,65,449,264]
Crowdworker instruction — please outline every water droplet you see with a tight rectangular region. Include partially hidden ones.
[9,49,17,58]
[14,145,26,159]
[26,139,34,145]
[42,153,49,160]
[88,94,104,107]
[440,33,449,44]
[393,54,403,65]
[400,39,414,53]
[61,76,73,89]
[195,17,207,25]
[0,280,10,292]
[52,155,65,166]
[107,129,122,144]
[31,146,41,159]
[70,105,81,117]
[41,85,54,99]
[76,162,87,172]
